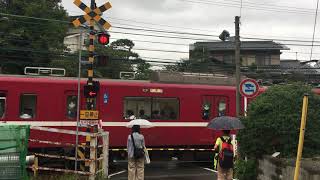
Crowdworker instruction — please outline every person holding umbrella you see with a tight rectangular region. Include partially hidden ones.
[207,116,245,180]
[127,119,153,180]
[127,125,145,180]
[213,130,234,180]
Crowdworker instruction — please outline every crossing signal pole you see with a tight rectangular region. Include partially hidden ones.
[72,0,112,177]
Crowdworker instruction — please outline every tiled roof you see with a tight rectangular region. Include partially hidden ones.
[193,41,290,51]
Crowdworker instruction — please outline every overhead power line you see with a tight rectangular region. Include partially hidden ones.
[133,48,188,54]
[179,0,315,15]
[108,17,317,40]
[310,0,320,60]
[3,12,320,44]
[221,0,314,11]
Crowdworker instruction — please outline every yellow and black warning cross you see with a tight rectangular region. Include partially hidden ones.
[72,0,112,30]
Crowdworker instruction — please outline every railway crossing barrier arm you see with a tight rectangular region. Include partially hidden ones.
[28,126,109,179]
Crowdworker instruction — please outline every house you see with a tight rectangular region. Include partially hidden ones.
[63,27,87,53]
[189,41,290,66]
[64,15,103,53]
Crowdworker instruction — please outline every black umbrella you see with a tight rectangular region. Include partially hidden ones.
[207,116,245,130]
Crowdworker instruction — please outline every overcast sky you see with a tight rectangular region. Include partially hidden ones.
[61,0,320,66]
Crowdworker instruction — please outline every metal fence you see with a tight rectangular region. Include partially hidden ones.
[29,126,109,180]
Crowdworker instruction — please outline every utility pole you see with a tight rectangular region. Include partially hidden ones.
[235,16,241,117]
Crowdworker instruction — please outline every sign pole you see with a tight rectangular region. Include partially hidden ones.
[74,27,83,172]
[294,94,309,180]
[244,96,247,117]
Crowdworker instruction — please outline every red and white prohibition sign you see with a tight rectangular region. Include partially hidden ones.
[239,78,260,98]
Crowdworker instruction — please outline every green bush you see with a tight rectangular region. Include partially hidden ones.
[234,158,257,180]
[237,83,320,179]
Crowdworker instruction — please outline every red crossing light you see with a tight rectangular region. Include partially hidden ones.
[98,32,110,45]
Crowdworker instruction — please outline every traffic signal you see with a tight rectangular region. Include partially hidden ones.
[97,32,110,45]
[84,81,100,98]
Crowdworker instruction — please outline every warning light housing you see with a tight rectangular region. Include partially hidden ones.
[97,32,110,45]
[84,81,100,98]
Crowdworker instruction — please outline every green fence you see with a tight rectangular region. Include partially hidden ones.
[0,125,30,180]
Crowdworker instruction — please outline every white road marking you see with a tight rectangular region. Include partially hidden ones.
[108,170,126,178]
[203,167,217,173]
[203,167,239,180]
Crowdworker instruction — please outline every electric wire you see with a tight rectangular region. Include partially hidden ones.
[3,12,320,44]
[3,13,320,63]
[179,0,315,15]
[310,0,320,60]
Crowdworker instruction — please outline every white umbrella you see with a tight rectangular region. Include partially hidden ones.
[126,119,154,128]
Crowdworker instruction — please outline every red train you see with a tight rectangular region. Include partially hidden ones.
[0,75,248,150]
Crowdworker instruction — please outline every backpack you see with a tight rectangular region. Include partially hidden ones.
[131,134,145,159]
[218,136,234,169]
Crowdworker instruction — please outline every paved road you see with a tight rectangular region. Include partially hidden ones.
[108,161,217,180]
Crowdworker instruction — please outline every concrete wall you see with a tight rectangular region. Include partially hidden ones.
[258,156,320,180]
[150,71,246,86]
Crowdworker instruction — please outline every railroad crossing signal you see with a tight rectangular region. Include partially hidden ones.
[72,0,112,30]
[97,32,110,45]
[84,81,100,98]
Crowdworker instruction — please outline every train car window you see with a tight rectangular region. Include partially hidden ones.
[152,98,179,120]
[202,102,211,120]
[218,100,226,116]
[66,95,77,118]
[202,96,228,120]
[0,93,6,118]
[123,97,179,120]
[124,97,152,119]
[20,94,37,119]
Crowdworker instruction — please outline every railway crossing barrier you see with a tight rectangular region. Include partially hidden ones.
[28,126,109,179]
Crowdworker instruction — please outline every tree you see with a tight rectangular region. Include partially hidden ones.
[236,83,320,179]
[94,39,150,79]
[135,60,152,80]
[48,55,80,77]
[0,0,69,74]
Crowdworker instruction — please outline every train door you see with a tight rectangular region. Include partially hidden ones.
[201,95,229,120]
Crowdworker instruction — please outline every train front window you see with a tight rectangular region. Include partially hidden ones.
[20,94,37,119]
[0,93,6,118]
[66,95,77,119]
[123,97,179,120]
